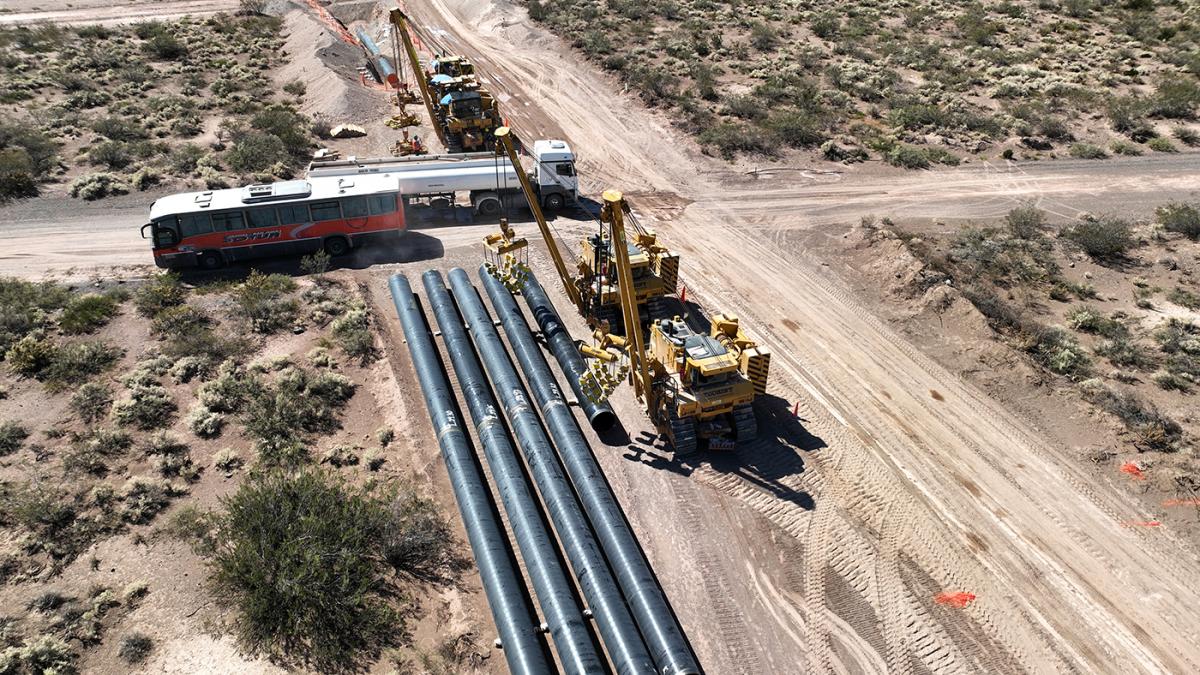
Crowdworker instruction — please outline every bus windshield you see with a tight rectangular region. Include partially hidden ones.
[151,217,179,249]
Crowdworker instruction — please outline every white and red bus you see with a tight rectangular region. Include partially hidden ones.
[143,174,404,270]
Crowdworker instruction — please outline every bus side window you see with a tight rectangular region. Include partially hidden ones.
[179,213,212,238]
[213,211,245,231]
[310,201,341,222]
[341,196,369,218]
[278,204,308,225]
[368,194,397,215]
[247,207,278,229]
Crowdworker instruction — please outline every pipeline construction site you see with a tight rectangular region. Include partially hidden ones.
[3,1,1200,674]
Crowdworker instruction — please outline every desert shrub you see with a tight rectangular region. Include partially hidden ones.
[0,278,69,354]
[169,144,205,175]
[1167,287,1200,310]
[764,110,824,148]
[0,421,29,456]
[322,444,359,468]
[209,469,404,671]
[226,132,287,173]
[1062,217,1136,259]
[134,272,186,318]
[697,122,775,159]
[1150,74,1200,119]
[1069,142,1108,159]
[131,167,162,191]
[948,227,1059,285]
[382,490,457,582]
[59,293,120,334]
[242,368,354,464]
[70,383,112,423]
[250,105,311,157]
[1079,380,1183,451]
[144,31,187,59]
[282,80,306,97]
[150,304,210,337]
[118,633,153,664]
[1095,337,1155,369]
[234,271,298,333]
[112,383,176,430]
[187,405,224,439]
[169,355,214,383]
[69,172,128,200]
[1005,204,1047,239]
[198,361,258,413]
[1173,126,1200,146]
[331,306,374,364]
[300,251,330,278]
[64,428,133,475]
[0,148,38,201]
[1147,136,1178,152]
[1024,325,1092,379]
[1065,306,1124,336]
[376,427,394,447]
[0,121,58,200]
[5,333,54,376]
[1156,202,1200,239]
[1154,318,1200,355]
[120,476,177,524]
[1110,140,1143,156]
[1155,371,1192,392]
[307,347,336,369]
[2,636,77,674]
[87,141,132,170]
[43,341,121,388]
[91,116,147,142]
[214,448,243,475]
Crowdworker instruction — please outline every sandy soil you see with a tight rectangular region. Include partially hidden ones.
[393,1,1200,673]
[0,0,243,26]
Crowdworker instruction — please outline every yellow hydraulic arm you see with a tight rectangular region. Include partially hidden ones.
[494,127,583,313]
[603,190,655,414]
[388,9,446,148]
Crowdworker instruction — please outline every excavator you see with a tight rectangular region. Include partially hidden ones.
[481,129,770,453]
[389,9,501,153]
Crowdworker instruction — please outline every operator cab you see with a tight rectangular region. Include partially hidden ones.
[441,91,484,120]
[531,139,577,202]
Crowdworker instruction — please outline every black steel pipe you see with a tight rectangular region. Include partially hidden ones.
[518,271,617,431]
[437,270,655,675]
[479,266,701,675]
[423,271,605,675]
[387,275,553,675]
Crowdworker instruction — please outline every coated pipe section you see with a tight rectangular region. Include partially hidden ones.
[479,267,701,675]
[437,269,655,675]
[520,271,617,431]
[388,275,553,675]
[424,271,605,675]
[355,28,399,87]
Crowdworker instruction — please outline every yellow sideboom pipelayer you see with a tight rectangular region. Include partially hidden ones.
[596,191,770,454]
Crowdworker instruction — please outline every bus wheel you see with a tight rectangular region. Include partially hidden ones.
[198,252,223,270]
[324,237,350,257]
[543,193,565,211]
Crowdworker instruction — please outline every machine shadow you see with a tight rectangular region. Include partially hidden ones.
[613,394,821,512]
[177,231,445,283]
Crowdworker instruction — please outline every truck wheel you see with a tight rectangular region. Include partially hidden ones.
[543,193,565,211]
[477,198,502,217]
[198,251,223,270]
[324,237,350,257]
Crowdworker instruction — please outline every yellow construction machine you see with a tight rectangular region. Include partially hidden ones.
[577,209,680,334]
[592,190,769,453]
[389,9,501,153]
[480,128,770,453]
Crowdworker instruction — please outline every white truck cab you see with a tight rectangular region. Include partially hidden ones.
[530,140,577,209]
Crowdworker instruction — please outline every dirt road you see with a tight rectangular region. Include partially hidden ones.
[0,0,241,26]
[400,1,1200,673]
